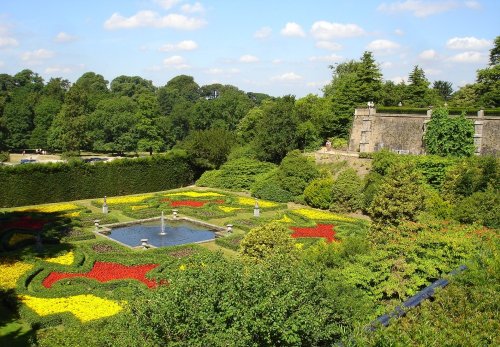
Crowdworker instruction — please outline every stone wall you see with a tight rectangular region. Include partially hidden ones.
[349,108,499,155]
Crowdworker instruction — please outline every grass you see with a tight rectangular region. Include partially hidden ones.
[0,302,34,346]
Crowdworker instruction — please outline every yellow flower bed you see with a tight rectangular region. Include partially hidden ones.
[63,211,81,218]
[105,194,154,205]
[20,294,126,323]
[274,215,293,223]
[16,203,81,213]
[0,261,34,289]
[218,206,241,213]
[130,205,149,210]
[45,251,74,266]
[238,197,278,208]
[292,208,356,223]
[164,191,224,198]
[8,233,35,247]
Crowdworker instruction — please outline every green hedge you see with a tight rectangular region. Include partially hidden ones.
[0,151,196,207]
[377,106,481,116]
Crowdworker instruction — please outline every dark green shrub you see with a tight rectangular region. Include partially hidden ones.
[304,178,334,209]
[251,170,294,202]
[330,168,363,212]
[277,150,320,196]
[0,151,9,162]
[453,187,500,228]
[0,151,195,207]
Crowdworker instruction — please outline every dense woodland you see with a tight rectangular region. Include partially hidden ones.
[1,36,498,164]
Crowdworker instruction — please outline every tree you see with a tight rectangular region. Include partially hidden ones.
[3,88,36,149]
[424,107,475,157]
[240,222,296,261]
[253,95,298,163]
[449,84,479,108]
[433,80,453,101]
[380,80,406,106]
[368,162,426,230]
[157,75,200,115]
[110,75,156,99]
[405,65,435,107]
[489,35,500,66]
[277,149,320,197]
[177,128,236,169]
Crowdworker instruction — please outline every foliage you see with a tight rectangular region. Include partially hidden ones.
[277,150,321,197]
[251,169,295,202]
[177,128,236,170]
[424,107,475,157]
[0,151,195,207]
[215,233,244,251]
[330,168,364,212]
[0,151,9,162]
[304,178,334,209]
[453,186,500,228]
[239,222,296,261]
[368,162,426,230]
[356,236,500,346]
[196,157,276,190]
[253,95,298,163]
[432,80,453,101]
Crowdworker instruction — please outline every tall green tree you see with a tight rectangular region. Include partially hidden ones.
[253,95,298,163]
[475,38,500,107]
[405,65,437,107]
[157,75,200,116]
[433,80,453,101]
[110,75,156,99]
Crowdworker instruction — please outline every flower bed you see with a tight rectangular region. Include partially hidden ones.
[100,194,155,205]
[237,197,278,208]
[291,208,356,223]
[164,191,224,198]
[164,199,224,208]
[8,233,36,247]
[15,203,81,214]
[0,260,34,289]
[1,215,48,231]
[290,224,337,243]
[45,251,74,266]
[42,261,160,289]
[20,294,125,323]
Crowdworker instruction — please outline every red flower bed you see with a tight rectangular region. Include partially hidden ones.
[289,224,337,243]
[42,262,161,289]
[1,216,48,231]
[163,199,225,208]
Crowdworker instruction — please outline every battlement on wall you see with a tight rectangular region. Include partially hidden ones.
[349,108,500,155]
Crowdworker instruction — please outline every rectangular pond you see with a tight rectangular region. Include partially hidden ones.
[107,220,216,248]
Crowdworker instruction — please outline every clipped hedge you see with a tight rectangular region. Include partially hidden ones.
[0,151,196,207]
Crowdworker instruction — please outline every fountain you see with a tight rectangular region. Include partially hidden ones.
[159,211,166,236]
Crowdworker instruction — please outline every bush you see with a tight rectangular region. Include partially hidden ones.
[277,150,320,196]
[0,151,9,162]
[215,233,244,251]
[330,169,363,212]
[251,169,294,202]
[453,186,500,228]
[240,222,296,261]
[304,178,334,209]
[0,151,195,207]
[196,157,276,191]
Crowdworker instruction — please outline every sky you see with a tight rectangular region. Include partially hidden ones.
[0,0,499,97]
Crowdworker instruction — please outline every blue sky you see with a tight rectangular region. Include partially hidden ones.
[0,0,498,97]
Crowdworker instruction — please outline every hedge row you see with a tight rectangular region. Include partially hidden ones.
[0,151,196,207]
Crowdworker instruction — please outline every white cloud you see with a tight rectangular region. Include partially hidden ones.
[254,26,272,39]
[378,0,460,17]
[54,32,77,43]
[315,41,342,51]
[419,49,438,60]
[21,49,54,64]
[390,76,407,83]
[163,55,190,69]
[159,40,198,51]
[239,54,259,63]
[310,21,365,40]
[308,54,343,62]
[394,28,405,36]
[104,11,206,30]
[0,25,18,48]
[464,1,481,9]
[271,72,303,81]
[366,39,400,53]
[307,80,329,88]
[44,64,85,74]
[181,2,204,13]
[155,0,182,10]
[424,68,442,76]
[448,51,485,63]
[281,22,305,38]
[446,36,492,50]
[205,67,239,75]
[381,61,393,68]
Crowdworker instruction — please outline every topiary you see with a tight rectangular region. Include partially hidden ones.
[239,221,296,261]
[304,178,334,209]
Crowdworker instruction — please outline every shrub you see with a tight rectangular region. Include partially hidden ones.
[251,169,294,202]
[330,169,363,212]
[304,178,334,209]
[368,162,426,230]
[277,150,320,196]
[0,151,9,163]
[239,222,296,261]
[453,186,500,228]
[196,157,276,191]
